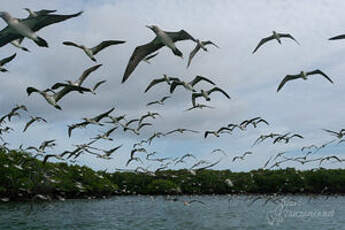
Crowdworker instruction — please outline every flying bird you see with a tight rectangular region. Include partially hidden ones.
[144,74,180,93]
[0,11,82,48]
[51,64,102,92]
[146,96,171,106]
[63,40,125,62]
[252,31,299,53]
[170,75,216,93]
[277,70,334,92]
[192,87,230,106]
[23,116,47,132]
[122,25,196,83]
[187,39,219,68]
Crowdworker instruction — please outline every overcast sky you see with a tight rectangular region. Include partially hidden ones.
[1,0,345,172]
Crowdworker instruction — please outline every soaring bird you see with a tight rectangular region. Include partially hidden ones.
[185,103,214,111]
[170,75,216,93]
[26,88,63,110]
[144,74,180,93]
[68,108,115,137]
[322,129,345,139]
[187,40,219,68]
[122,25,196,83]
[192,87,230,106]
[252,31,299,53]
[146,96,171,106]
[277,70,334,92]
[165,128,199,135]
[51,64,102,92]
[0,53,16,72]
[0,11,82,48]
[23,116,47,132]
[63,40,125,62]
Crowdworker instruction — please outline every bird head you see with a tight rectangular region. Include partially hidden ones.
[0,12,12,22]
[145,25,159,33]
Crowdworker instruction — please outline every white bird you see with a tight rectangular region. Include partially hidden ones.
[144,74,180,93]
[252,31,299,53]
[192,87,230,106]
[0,11,83,48]
[277,70,333,92]
[122,25,196,83]
[23,116,47,132]
[0,11,48,47]
[187,40,219,68]
[146,96,171,106]
[63,40,125,62]
[170,75,216,93]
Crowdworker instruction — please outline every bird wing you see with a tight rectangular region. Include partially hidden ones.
[170,80,184,93]
[276,74,301,92]
[208,87,231,99]
[0,12,83,48]
[187,43,201,68]
[62,41,82,48]
[203,40,219,48]
[161,96,171,102]
[165,30,196,42]
[217,127,232,133]
[23,11,83,33]
[329,34,345,40]
[143,52,159,63]
[191,92,202,106]
[144,78,166,93]
[306,70,334,84]
[126,118,139,126]
[35,9,58,16]
[77,64,102,86]
[92,80,107,91]
[122,29,195,83]
[51,82,68,90]
[91,40,126,55]
[146,101,159,106]
[122,39,164,83]
[0,53,16,66]
[252,35,275,53]
[105,126,118,136]
[190,75,216,86]
[23,119,34,132]
[137,122,152,131]
[279,33,300,45]
[93,107,115,122]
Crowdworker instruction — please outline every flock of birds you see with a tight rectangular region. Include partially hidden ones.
[0,7,345,204]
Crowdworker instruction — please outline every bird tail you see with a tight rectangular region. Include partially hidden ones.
[22,47,30,52]
[172,48,183,58]
[0,68,8,72]
[34,37,49,47]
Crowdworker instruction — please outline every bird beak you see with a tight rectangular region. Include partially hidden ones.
[145,25,153,30]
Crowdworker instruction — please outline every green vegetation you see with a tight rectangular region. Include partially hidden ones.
[1,149,344,201]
